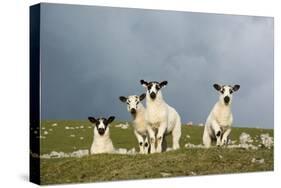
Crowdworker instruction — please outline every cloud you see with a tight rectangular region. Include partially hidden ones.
[40,4,274,128]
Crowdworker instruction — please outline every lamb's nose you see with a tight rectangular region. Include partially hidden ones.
[130,108,136,114]
[150,92,156,99]
[224,96,230,104]
[98,128,105,135]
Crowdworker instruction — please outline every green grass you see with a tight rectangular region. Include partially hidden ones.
[37,120,273,185]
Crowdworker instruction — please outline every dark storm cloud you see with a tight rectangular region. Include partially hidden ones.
[40,3,274,128]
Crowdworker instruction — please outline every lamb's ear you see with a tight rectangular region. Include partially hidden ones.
[160,81,168,88]
[88,116,97,124]
[213,84,221,91]
[107,116,115,124]
[139,93,146,101]
[119,96,127,103]
[140,80,148,87]
[233,85,240,92]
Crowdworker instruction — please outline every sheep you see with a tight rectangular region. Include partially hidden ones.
[88,116,115,154]
[203,84,240,148]
[140,80,182,153]
[119,93,150,154]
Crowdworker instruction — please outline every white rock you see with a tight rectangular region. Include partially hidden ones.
[52,123,58,127]
[184,143,204,148]
[190,171,197,175]
[70,134,75,137]
[252,158,264,164]
[239,132,253,146]
[160,172,172,177]
[70,150,89,158]
[65,126,69,130]
[44,131,48,135]
[127,148,136,155]
[116,148,127,154]
[80,125,84,128]
[260,133,274,149]
[166,147,173,152]
[80,137,84,140]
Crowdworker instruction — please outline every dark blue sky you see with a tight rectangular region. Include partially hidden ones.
[40,3,274,128]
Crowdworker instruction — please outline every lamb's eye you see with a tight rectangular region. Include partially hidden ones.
[230,90,233,94]
[156,85,160,90]
[221,88,225,94]
[136,101,139,105]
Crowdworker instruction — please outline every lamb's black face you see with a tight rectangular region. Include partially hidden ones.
[213,84,240,105]
[119,94,146,115]
[140,80,168,100]
[88,116,115,136]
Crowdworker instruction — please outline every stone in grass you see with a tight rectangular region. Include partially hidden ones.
[160,172,172,177]
[116,148,127,154]
[49,151,65,158]
[70,134,75,137]
[52,123,58,127]
[70,150,89,158]
[260,133,274,149]
[80,137,84,140]
[65,126,69,130]
[251,158,265,164]
[44,131,48,135]
[127,148,136,155]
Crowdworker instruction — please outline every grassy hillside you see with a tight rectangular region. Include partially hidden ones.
[36,120,273,185]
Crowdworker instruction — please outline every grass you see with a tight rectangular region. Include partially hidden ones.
[36,120,274,185]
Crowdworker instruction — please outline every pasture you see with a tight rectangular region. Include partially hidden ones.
[36,121,273,185]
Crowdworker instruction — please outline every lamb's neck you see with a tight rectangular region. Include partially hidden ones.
[94,129,110,141]
[216,101,232,111]
[146,91,165,107]
[132,103,145,122]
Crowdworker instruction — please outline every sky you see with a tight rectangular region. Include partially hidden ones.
[40,3,274,128]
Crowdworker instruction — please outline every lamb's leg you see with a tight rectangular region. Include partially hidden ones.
[172,117,181,150]
[147,127,156,154]
[143,136,149,154]
[212,120,222,147]
[134,130,144,154]
[221,128,231,146]
[203,127,212,148]
[156,123,166,153]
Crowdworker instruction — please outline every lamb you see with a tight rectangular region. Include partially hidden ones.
[88,116,115,154]
[203,84,240,148]
[140,80,182,153]
[119,93,150,154]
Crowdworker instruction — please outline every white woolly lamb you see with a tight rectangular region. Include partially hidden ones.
[119,94,150,154]
[88,116,115,154]
[140,80,182,153]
